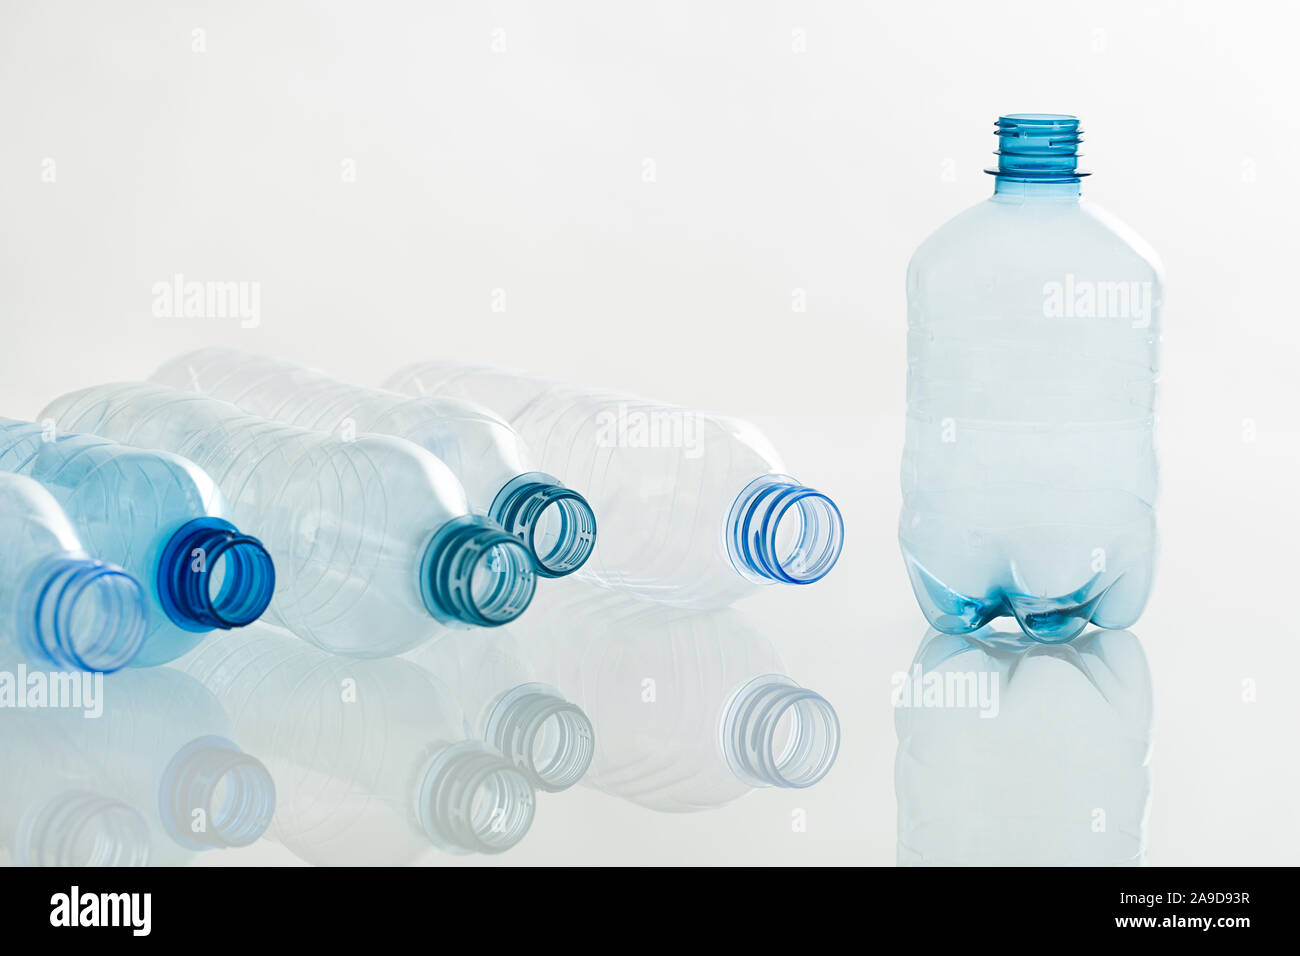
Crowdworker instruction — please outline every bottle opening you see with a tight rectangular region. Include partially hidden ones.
[490,473,597,577]
[986,113,1089,183]
[18,791,151,867]
[727,475,845,586]
[486,683,595,792]
[421,516,536,626]
[159,736,276,850]
[722,675,841,789]
[416,742,536,855]
[23,557,148,672]
[158,518,276,632]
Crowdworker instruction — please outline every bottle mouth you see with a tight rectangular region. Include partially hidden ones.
[420,516,537,626]
[985,113,1089,183]
[17,790,151,867]
[727,475,845,585]
[21,557,148,672]
[490,473,597,577]
[158,518,276,632]
[158,736,276,850]
[722,675,841,789]
[485,683,596,793]
[416,741,536,854]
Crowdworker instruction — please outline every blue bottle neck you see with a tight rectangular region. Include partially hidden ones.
[992,178,1082,201]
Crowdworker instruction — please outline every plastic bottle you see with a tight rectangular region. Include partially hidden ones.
[0,419,274,666]
[893,625,1152,865]
[173,624,537,865]
[384,362,844,609]
[40,383,536,656]
[0,472,146,672]
[150,348,598,578]
[902,114,1162,642]
[404,628,595,792]
[513,581,839,812]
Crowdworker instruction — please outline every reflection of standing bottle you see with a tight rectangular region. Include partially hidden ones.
[385,362,844,609]
[0,709,151,866]
[0,472,146,671]
[404,629,594,792]
[894,625,1152,865]
[40,382,535,656]
[515,582,839,812]
[0,420,274,666]
[175,624,537,865]
[902,115,1161,642]
[151,348,597,578]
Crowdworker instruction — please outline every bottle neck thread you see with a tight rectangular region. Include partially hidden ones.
[985,113,1088,189]
[158,735,276,851]
[420,517,536,627]
[415,741,536,854]
[721,675,840,789]
[485,683,595,793]
[490,472,597,578]
[157,518,276,633]
[727,475,844,585]
[17,790,151,867]
[20,556,147,672]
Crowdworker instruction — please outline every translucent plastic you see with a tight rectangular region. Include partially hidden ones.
[405,629,595,792]
[151,348,597,578]
[0,420,274,666]
[514,581,840,812]
[0,472,147,672]
[894,625,1152,865]
[174,624,536,864]
[902,114,1161,642]
[5,664,275,866]
[40,383,536,656]
[385,362,844,609]
[0,708,151,866]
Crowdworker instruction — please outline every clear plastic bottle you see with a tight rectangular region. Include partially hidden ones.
[404,629,595,792]
[0,472,146,671]
[40,383,536,656]
[893,625,1152,865]
[151,348,598,578]
[33,664,277,866]
[514,581,840,812]
[384,363,844,609]
[0,420,275,666]
[0,708,151,866]
[173,624,537,865]
[903,114,1161,642]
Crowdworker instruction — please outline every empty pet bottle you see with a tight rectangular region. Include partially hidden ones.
[385,362,844,609]
[150,348,597,578]
[0,472,146,671]
[404,628,595,792]
[515,581,839,812]
[40,383,536,656]
[0,420,274,666]
[903,114,1161,642]
[174,624,537,865]
[894,625,1152,865]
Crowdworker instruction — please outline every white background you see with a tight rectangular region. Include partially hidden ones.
[2,0,1298,865]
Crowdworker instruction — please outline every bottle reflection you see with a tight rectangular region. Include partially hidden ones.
[513,582,840,812]
[894,626,1153,865]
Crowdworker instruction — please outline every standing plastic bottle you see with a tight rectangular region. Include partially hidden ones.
[903,114,1161,642]
[0,472,146,672]
[173,624,537,865]
[894,625,1152,865]
[384,363,844,609]
[0,420,275,666]
[150,348,597,578]
[514,581,840,812]
[40,383,536,656]
[404,629,595,793]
